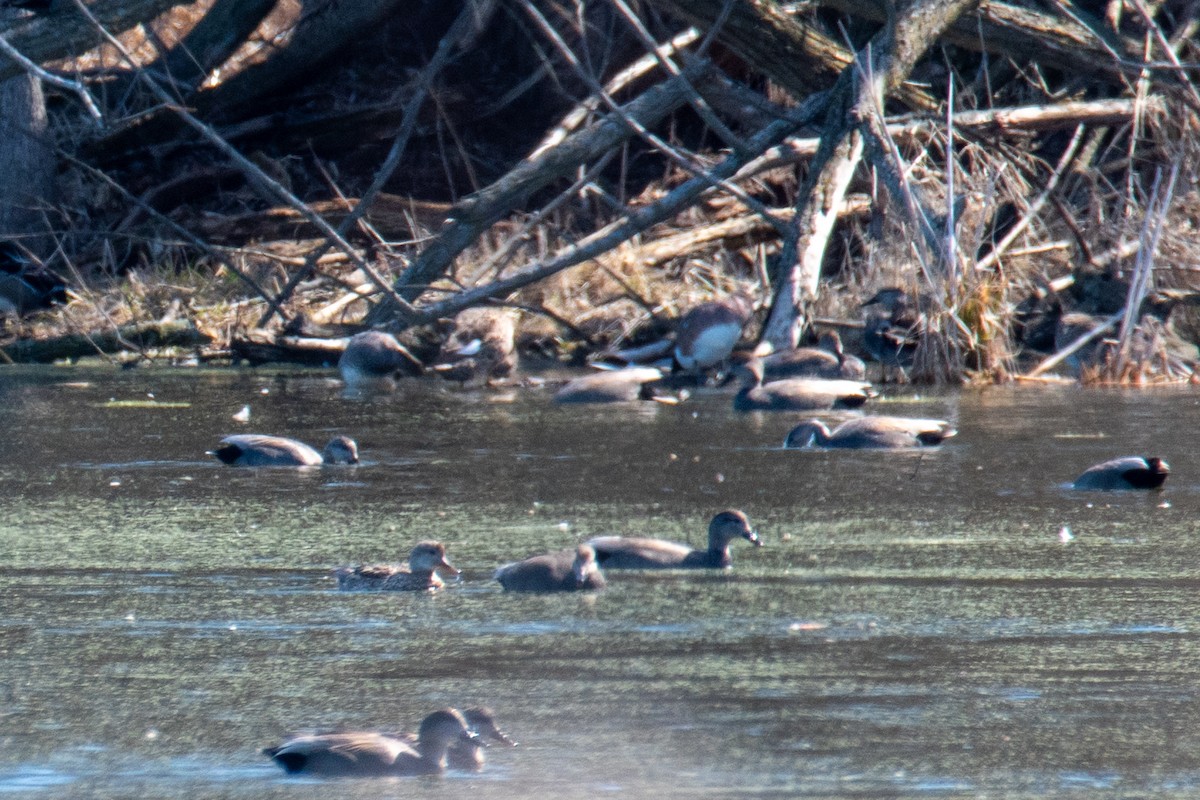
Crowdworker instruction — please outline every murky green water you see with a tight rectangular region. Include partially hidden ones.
[3,365,1200,797]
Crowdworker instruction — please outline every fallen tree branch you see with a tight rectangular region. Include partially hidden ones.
[1,321,210,363]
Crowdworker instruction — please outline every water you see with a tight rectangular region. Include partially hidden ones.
[3,365,1200,797]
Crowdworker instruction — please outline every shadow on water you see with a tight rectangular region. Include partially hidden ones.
[3,367,1200,797]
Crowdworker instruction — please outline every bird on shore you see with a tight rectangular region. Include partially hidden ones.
[673,294,755,377]
[784,416,957,449]
[263,708,478,777]
[338,330,423,392]
[0,242,68,317]
[861,287,925,379]
[210,434,358,466]
[587,509,762,569]
[1071,456,1170,490]
[730,358,873,412]
[431,307,517,385]
[334,540,459,592]
[392,706,516,771]
[553,367,669,404]
[495,544,606,592]
[760,330,867,381]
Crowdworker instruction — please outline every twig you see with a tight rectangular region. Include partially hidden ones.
[606,0,748,154]
[975,123,1086,272]
[531,27,702,158]
[1024,311,1123,378]
[520,1,787,235]
[0,34,102,122]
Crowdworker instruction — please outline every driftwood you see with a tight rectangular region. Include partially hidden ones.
[229,331,350,368]
[0,321,210,363]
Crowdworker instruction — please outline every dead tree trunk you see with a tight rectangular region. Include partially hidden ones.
[0,70,53,253]
[759,0,981,349]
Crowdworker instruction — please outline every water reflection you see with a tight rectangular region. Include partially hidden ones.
[2,368,1200,797]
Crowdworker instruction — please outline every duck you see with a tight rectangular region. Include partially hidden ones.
[338,330,423,391]
[431,307,517,385]
[861,287,924,378]
[334,540,459,591]
[730,358,873,412]
[263,708,478,777]
[1071,456,1170,490]
[760,331,866,381]
[587,509,762,569]
[393,706,516,771]
[210,434,358,466]
[673,294,754,374]
[495,544,606,592]
[0,242,68,317]
[784,416,957,449]
[553,367,667,404]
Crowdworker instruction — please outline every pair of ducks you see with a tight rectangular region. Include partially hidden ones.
[265,706,515,777]
[783,419,1167,490]
[338,307,517,392]
[494,509,762,592]
[331,510,762,595]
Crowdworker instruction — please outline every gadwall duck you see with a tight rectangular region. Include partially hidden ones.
[334,540,459,591]
[210,434,358,466]
[861,288,923,377]
[761,331,866,381]
[338,330,423,391]
[263,708,477,777]
[553,367,666,404]
[431,307,517,384]
[495,544,606,592]
[587,509,762,569]
[0,242,68,317]
[1072,456,1170,490]
[784,416,957,449]
[731,358,873,412]
[673,294,754,374]
[394,706,516,771]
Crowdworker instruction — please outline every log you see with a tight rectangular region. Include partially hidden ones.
[189,194,452,245]
[228,331,349,368]
[0,0,189,84]
[0,321,210,363]
[818,0,1142,84]
[649,0,937,111]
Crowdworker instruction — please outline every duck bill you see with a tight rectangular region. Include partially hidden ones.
[745,529,764,547]
[438,557,461,577]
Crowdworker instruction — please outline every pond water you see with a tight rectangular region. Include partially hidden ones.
[3,365,1200,798]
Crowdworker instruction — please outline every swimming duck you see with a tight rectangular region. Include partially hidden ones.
[338,330,422,391]
[263,708,478,777]
[210,434,358,466]
[587,509,762,569]
[730,358,873,412]
[431,307,517,384]
[784,416,957,449]
[1072,456,1170,490]
[495,544,606,592]
[673,294,754,374]
[761,331,866,381]
[394,706,516,771]
[334,540,459,591]
[553,367,666,404]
